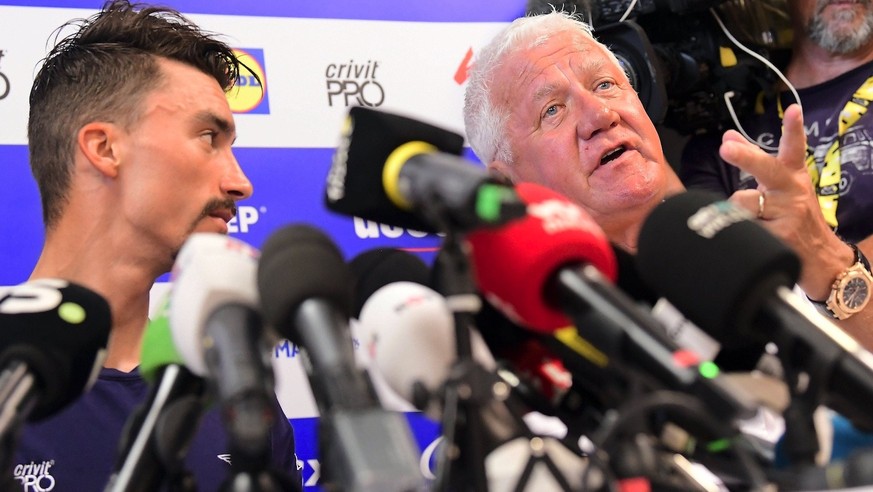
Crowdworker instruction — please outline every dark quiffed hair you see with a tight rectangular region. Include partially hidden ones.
[28,0,244,227]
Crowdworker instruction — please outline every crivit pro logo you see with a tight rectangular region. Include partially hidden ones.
[227,48,270,114]
[14,461,55,491]
[325,59,384,107]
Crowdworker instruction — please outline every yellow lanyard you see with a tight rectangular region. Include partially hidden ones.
[777,75,873,228]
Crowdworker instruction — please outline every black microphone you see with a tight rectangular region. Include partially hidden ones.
[636,191,873,433]
[258,224,424,492]
[0,279,110,438]
[465,183,757,423]
[348,247,431,319]
[324,106,525,233]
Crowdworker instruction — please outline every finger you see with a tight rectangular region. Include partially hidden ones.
[728,189,767,220]
[777,103,807,171]
[721,130,754,145]
[721,129,747,144]
[719,136,783,186]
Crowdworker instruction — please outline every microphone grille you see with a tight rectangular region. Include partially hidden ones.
[637,190,800,344]
[349,248,430,318]
[258,224,353,335]
[0,280,111,420]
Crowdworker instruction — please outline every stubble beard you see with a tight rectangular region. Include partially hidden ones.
[808,0,873,54]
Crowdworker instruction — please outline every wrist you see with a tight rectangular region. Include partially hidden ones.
[804,241,856,302]
[808,243,873,320]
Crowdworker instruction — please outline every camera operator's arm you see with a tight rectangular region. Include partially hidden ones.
[718,103,873,349]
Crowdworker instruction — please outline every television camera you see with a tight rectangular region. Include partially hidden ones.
[528,0,792,135]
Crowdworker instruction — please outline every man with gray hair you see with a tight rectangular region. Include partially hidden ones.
[464,11,684,253]
[463,9,873,348]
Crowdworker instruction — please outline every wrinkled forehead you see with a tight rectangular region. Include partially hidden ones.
[508,29,617,75]
[493,30,616,95]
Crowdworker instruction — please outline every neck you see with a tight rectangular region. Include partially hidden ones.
[786,39,873,89]
[600,218,641,254]
[599,174,685,254]
[32,218,170,373]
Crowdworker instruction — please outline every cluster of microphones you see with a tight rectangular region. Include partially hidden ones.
[4,106,873,491]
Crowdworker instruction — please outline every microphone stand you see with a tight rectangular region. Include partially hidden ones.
[105,365,204,492]
[218,400,296,492]
[764,301,826,468]
[432,232,581,492]
[431,226,491,492]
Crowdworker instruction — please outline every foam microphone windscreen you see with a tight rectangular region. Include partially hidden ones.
[257,224,354,344]
[324,106,465,232]
[0,279,111,420]
[348,248,430,318]
[636,190,801,347]
[466,182,617,333]
[169,233,260,377]
[358,281,496,418]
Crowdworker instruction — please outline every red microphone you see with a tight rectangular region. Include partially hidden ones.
[466,182,617,333]
[465,182,755,422]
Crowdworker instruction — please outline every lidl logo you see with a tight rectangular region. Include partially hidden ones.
[227,48,270,114]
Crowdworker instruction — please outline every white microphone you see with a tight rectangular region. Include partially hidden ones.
[358,281,495,418]
[169,233,261,377]
[358,281,587,491]
[169,233,286,484]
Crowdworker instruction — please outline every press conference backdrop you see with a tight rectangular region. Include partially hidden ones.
[0,0,530,488]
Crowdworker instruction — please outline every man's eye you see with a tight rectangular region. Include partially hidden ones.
[597,80,615,91]
[544,105,558,118]
[201,131,217,144]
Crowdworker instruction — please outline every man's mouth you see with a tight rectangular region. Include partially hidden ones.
[204,200,238,223]
[209,209,234,223]
[600,146,627,166]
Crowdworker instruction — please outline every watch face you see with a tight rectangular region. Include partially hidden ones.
[842,276,870,311]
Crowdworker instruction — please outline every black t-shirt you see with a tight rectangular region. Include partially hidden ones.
[681,59,873,243]
[13,367,302,491]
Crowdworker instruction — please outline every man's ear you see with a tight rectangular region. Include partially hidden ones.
[487,160,514,185]
[77,122,122,178]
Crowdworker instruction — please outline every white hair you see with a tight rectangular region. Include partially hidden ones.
[463,11,622,165]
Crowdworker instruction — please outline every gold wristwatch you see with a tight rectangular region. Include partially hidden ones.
[813,243,873,320]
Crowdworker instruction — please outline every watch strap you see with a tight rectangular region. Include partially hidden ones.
[851,242,871,272]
